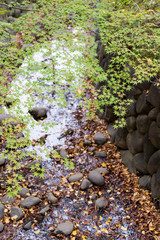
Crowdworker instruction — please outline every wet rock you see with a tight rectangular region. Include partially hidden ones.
[39,206,50,215]
[133,153,148,174]
[23,220,33,230]
[95,197,108,209]
[1,194,15,204]
[156,167,160,184]
[26,160,41,169]
[28,107,48,120]
[143,134,156,163]
[139,175,151,190]
[47,192,58,204]
[0,204,5,219]
[126,100,137,117]
[88,147,96,152]
[60,149,68,159]
[19,188,30,197]
[126,116,136,133]
[0,223,4,232]
[107,124,117,143]
[20,196,41,209]
[94,132,107,145]
[68,173,83,183]
[10,207,24,221]
[95,151,107,158]
[149,121,160,149]
[88,168,108,186]
[148,108,159,121]
[151,174,160,199]
[0,156,5,166]
[120,150,136,174]
[54,222,74,236]
[147,84,160,108]
[115,127,128,149]
[127,130,144,155]
[136,115,150,134]
[156,112,160,128]
[80,179,91,190]
[136,93,151,114]
[147,150,160,175]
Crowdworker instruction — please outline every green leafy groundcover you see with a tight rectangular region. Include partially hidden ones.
[0,0,159,196]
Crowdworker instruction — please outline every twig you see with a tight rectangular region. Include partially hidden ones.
[0,2,37,11]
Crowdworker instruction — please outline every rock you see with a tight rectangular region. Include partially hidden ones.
[148,108,159,121]
[0,156,5,166]
[28,107,47,120]
[20,196,41,209]
[156,112,160,128]
[0,223,4,232]
[23,220,33,230]
[0,204,5,219]
[0,114,17,126]
[19,188,30,197]
[36,215,44,223]
[95,197,108,209]
[88,168,108,186]
[26,160,41,169]
[83,138,91,146]
[133,153,148,174]
[39,206,50,215]
[60,149,68,159]
[139,175,151,190]
[147,150,160,175]
[143,134,156,163]
[151,174,160,199]
[107,124,117,143]
[54,222,74,236]
[137,81,151,91]
[80,179,91,190]
[115,127,128,149]
[149,121,160,149]
[68,173,83,183]
[127,130,144,155]
[17,132,24,139]
[126,100,137,117]
[156,167,160,184]
[95,151,107,158]
[128,87,141,99]
[47,192,58,204]
[90,193,96,200]
[126,116,136,133]
[1,194,15,204]
[147,84,160,107]
[136,93,151,114]
[88,147,96,152]
[98,43,106,63]
[120,150,136,173]
[136,115,150,134]
[10,207,24,221]
[7,16,16,23]
[94,132,107,145]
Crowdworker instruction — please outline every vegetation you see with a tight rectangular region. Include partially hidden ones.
[0,0,159,196]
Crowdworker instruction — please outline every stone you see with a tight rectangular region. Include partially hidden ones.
[36,215,44,223]
[126,116,136,133]
[88,147,96,152]
[90,193,96,200]
[137,81,151,91]
[95,152,107,158]
[28,107,48,120]
[115,127,128,149]
[143,134,156,163]
[88,168,108,186]
[107,124,117,143]
[0,114,17,126]
[98,43,106,63]
[126,100,137,117]
[54,222,74,236]
[136,115,150,134]
[26,160,41,169]
[17,132,24,138]
[156,112,160,128]
[1,194,15,204]
[138,175,151,190]
[39,206,50,215]
[19,188,30,197]
[128,87,141,99]
[148,121,160,149]
[95,197,108,209]
[10,207,24,221]
[127,130,144,155]
[83,139,91,146]
[147,84,160,108]
[147,150,160,175]
[68,173,83,182]
[0,156,5,166]
[0,223,4,232]
[0,204,5,219]
[151,174,160,199]
[148,108,159,121]
[120,150,136,173]
[156,167,160,184]
[136,93,151,114]
[94,132,107,145]
[20,196,41,209]
[133,153,148,174]
[47,192,58,204]
[80,179,91,190]
[60,149,68,159]
[23,220,33,230]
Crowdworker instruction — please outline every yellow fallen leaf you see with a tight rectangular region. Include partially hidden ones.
[121,226,127,231]
[100,228,108,233]
[77,88,83,95]
[142,231,145,235]
[5,217,10,223]
[11,215,18,220]
[72,230,77,236]
[82,235,87,240]
[34,229,40,234]
[101,162,106,167]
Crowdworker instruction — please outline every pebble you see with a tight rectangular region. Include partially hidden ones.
[54,222,74,235]
[80,179,91,190]
[95,197,108,209]
[94,132,108,145]
[20,196,41,209]
[47,192,58,204]
[0,222,4,232]
[68,173,83,183]
[10,207,24,221]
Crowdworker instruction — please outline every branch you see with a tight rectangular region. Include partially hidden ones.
[0,2,37,11]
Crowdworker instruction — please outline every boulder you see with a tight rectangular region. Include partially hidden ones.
[147,84,160,107]
[28,107,47,120]
[147,150,160,175]
[20,196,41,209]
[156,167,160,184]
[47,192,58,204]
[136,93,150,114]
[126,116,136,133]
[148,121,160,149]
[80,179,91,190]
[126,100,137,117]
[136,115,150,134]
[138,175,151,190]
[156,112,160,128]
[120,150,136,173]
[68,173,83,183]
[107,124,117,143]
[1,194,15,204]
[54,222,74,236]
[151,174,160,199]
[0,114,17,126]
[148,108,159,121]
[0,204,5,219]
[133,153,148,174]
[95,197,108,209]
[10,207,24,221]
[137,81,151,91]
[127,130,144,155]
[115,127,128,149]
[94,132,107,145]
[95,152,107,158]
[143,134,156,163]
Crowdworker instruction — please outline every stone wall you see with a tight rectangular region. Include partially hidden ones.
[95,34,160,208]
